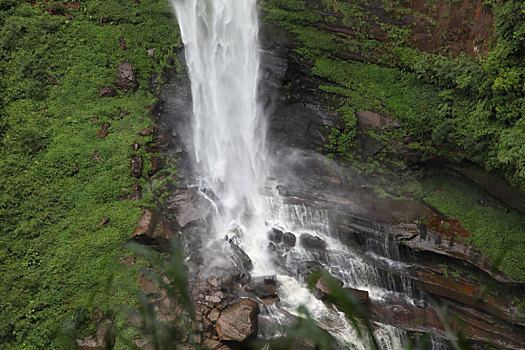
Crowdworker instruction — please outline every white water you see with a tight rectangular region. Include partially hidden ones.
[170,1,437,349]
[171,0,273,274]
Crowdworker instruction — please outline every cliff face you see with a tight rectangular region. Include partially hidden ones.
[305,0,493,57]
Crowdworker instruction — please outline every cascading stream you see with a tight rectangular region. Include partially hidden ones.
[170,1,434,349]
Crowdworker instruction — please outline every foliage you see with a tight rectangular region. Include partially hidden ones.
[0,1,180,348]
[408,174,525,282]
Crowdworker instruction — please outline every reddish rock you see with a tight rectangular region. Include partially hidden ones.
[116,60,138,91]
[216,299,259,342]
[138,125,155,136]
[130,156,143,178]
[48,76,57,85]
[98,216,109,227]
[132,209,157,237]
[97,122,110,139]
[313,275,343,301]
[98,87,117,97]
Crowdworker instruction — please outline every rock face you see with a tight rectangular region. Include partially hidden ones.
[116,60,138,91]
[215,299,259,342]
[165,187,213,228]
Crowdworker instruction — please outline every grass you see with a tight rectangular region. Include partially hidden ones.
[0,1,180,348]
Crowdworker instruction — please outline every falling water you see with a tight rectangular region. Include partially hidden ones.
[170,1,439,349]
[170,0,273,273]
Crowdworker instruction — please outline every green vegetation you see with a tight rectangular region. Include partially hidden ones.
[263,0,525,190]
[0,1,179,348]
[408,174,525,282]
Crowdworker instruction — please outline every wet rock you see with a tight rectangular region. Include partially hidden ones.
[268,227,283,243]
[138,125,155,136]
[98,216,109,227]
[299,233,327,251]
[297,260,323,276]
[116,60,138,91]
[98,87,117,97]
[229,241,253,277]
[165,188,213,228]
[344,287,369,304]
[96,122,110,139]
[132,209,158,237]
[130,156,143,178]
[282,232,296,247]
[313,275,343,301]
[246,278,279,300]
[216,299,259,342]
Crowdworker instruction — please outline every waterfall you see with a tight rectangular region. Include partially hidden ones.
[170,1,425,349]
[170,0,272,273]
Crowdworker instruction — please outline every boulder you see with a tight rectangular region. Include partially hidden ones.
[229,241,253,276]
[246,278,278,300]
[299,233,327,251]
[116,60,138,91]
[282,232,296,247]
[215,299,259,342]
[268,227,283,243]
[313,275,343,301]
